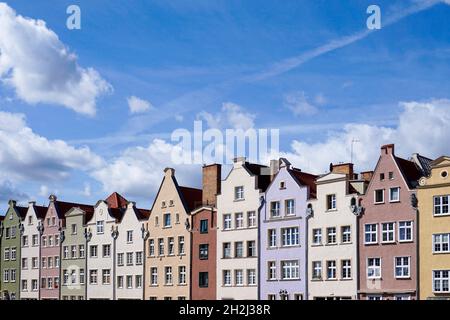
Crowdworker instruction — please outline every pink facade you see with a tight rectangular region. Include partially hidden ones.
[358,144,426,300]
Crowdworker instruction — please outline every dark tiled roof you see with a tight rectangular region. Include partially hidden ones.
[135,208,151,220]
[244,162,271,191]
[16,206,28,219]
[54,201,94,221]
[394,156,423,189]
[109,207,125,221]
[414,154,433,176]
[34,205,48,220]
[289,168,318,199]
[179,186,203,212]
[0,215,4,221]
[105,192,128,209]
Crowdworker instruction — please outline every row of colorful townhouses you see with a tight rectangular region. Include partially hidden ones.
[0,144,449,300]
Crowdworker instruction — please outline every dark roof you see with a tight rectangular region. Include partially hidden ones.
[289,168,318,199]
[105,192,128,209]
[179,186,203,212]
[16,206,28,219]
[34,205,48,220]
[109,207,125,221]
[244,162,271,191]
[413,154,433,176]
[54,201,94,221]
[394,156,423,189]
[0,215,4,221]
[135,208,151,220]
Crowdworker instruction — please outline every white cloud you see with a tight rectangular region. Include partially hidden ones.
[0,3,112,116]
[127,96,154,114]
[279,99,450,174]
[0,180,28,201]
[82,182,91,197]
[39,185,49,197]
[197,102,255,130]
[284,91,319,116]
[91,139,200,198]
[0,111,104,182]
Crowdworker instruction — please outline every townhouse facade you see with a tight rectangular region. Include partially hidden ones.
[60,206,93,300]
[86,192,127,300]
[216,157,270,300]
[307,163,368,300]
[0,200,27,300]
[260,158,317,300]
[190,164,221,300]
[20,202,47,300]
[145,168,202,300]
[115,201,149,300]
[418,156,450,299]
[358,144,431,300]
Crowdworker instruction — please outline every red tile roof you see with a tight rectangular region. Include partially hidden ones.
[105,192,128,209]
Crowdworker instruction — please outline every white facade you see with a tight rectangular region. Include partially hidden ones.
[216,158,264,300]
[86,201,117,300]
[307,172,362,300]
[20,202,43,300]
[115,202,147,300]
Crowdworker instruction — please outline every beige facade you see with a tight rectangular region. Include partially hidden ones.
[418,156,450,300]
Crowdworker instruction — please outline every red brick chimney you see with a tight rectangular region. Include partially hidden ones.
[381,144,395,155]
[202,164,221,206]
[330,163,354,177]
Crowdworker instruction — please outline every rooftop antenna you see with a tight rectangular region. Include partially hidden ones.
[350,138,360,164]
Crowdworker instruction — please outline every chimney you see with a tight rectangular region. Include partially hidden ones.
[202,164,222,206]
[381,144,395,155]
[270,159,280,181]
[361,171,374,182]
[330,163,354,177]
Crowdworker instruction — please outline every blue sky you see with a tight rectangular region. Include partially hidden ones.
[0,0,449,211]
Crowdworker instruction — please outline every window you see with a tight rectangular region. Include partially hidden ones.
[136,252,143,265]
[32,257,38,269]
[312,229,322,245]
[48,256,53,268]
[4,248,10,261]
[270,201,280,218]
[399,221,413,242]
[21,279,28,291]
[223,243,231,258]
[79,245,85,258]
[365,224,378,244]
[3,269,9,283]
[71,270,76,284]
[71,224,77,235]
[282,227,299,246]
[150,267,157,285]
[235,186,244,200]
[389,187,400,202]
[368,295,382,300]
[247,269,256,285]
[367,258,381,279]
[126,275,133,289]
[381,222,395,243]
[235,270,244,286]
[90,245,98,258]
[11,247,16,260]
[40,278,46,289]
[178,266,186,285]
[47,277,52,288]
[89,270,98,284]
[96,221,104,234]
[168,237,175,255]
[380,173,385,181]
[117,276,124,289]
[200,219,208,233]
[158,238,164,256]
[126,230,133,243]
[268,262,277,280]
[117,253,124,266]
[149,239,155,256]
[22,258,28,269]
[47,235,53,246]
[175,213,180,224]
[433,234,450,253]
[247,211,256,227]
[235,212,244,228]
[55,257,60,268]
[32,280,38,291]
[55,235,59,246]
[126,252,133,266]
[42,236,47,247]
[136,275,142,288]
[80,269,85,284]
[312,261,322,280]
[395,257,410,278]
[327,194,337,210]
[247,241,256,257]
[28,216,33,225]
[285,199,295,215]
[326,261,337,279]
[165,267,173,285]
[155,216,159,227]
[282,261,299,280]
[22,235,28,247]
[389,172,394,180]
[11,226,16,238]
[10,270,16,283]
[374,189,384,203]
[163,213,171,227]
[102,269,111,284]
[199,244,209,260]
[223,214,232,230]
[223,270,231,286]
[32,235,38,246]
[178,236,185,255]
[326,227,336,245]
[71,245,77,259]
[41,257,46,269]
[341,226,351,243]
[341,260,351,279]
[52,217,56,226]
[199,272,209,288]
[268,294,276,300]
[268,229,277,248]
[235,242,244,258]
[433,270,449,293]
[434,196,449,216]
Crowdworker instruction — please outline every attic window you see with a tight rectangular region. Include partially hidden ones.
[380,173,385,181]
[279,181,286,189]
[169,200,174,207]
[161,201,166,208]
[389,172,394,180]
[441,171,448,179]
[10,212,13,220]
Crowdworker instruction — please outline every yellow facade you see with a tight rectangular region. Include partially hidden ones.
[418,156,450,300]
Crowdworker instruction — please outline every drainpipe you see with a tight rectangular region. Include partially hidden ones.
[37,221,43,300]
[141,223,149,300]
[257,195,265,300]
[111,225,118,300]
[411,193,419,300]
[305,204,314,300]
[84,227,92,300]
[18,221,24,300]
[59,224,65,300]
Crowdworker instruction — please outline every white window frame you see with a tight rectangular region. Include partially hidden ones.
[285,199,295,216]
[268,229,277,248]
[433,195,450,216]
[433,270,450,293]
[223,214,232,230]
[281,260,299,280]
[394,256,410,279]
[270,201,281,218]
[381,222,395,243]
[364,224,378,244]
[326,260,337,280]
[398,221,413,242]
[341,226,351,243]
[235,186,244,200]
[367,257,381,279]
[312,229,322,245]
[389,187,400,202]
[374,189,385,204]
[433,233,450,253]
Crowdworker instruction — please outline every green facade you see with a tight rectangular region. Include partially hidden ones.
[60,208,88,300]
[0,202,25,300]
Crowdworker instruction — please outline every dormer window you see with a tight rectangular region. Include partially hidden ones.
[279,181,286,189]
[235,186,244,200]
